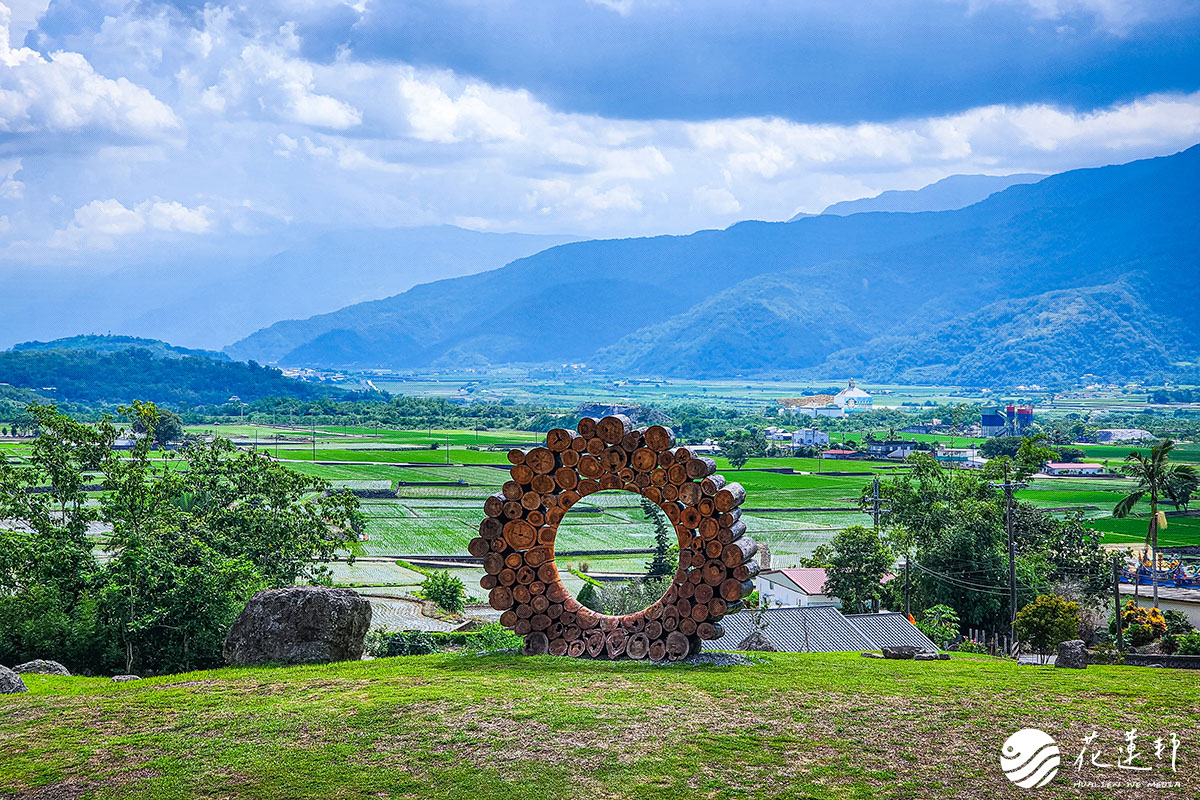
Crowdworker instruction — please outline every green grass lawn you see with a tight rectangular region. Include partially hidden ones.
[3,652,1196,799]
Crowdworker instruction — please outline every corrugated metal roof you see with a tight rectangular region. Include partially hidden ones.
[843,612,937,651]
[709,606,874,653]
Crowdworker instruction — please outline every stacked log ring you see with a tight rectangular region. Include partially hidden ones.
[471,415,760,661]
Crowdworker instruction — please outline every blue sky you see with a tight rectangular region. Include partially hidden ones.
[3,0,1200,262]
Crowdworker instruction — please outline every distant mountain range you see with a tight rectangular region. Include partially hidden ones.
[226,146,1200,386]
[806,172,1046,218]
[0,226,578,351]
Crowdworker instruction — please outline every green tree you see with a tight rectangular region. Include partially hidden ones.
[641,498,678,577]
[716,429,766,470]
[1112,440,1199,608]
[421,570,466,615]
[1014,594,1080,663]
[821,525,894,613]
[131,407,183,445]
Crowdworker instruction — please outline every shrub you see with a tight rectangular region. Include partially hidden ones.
[421,570,466,615]
[1126,623,1154,647]
[1176,632,1200,656]
[576,582,602,612]
[1015,594,1081,659]
[955,638,987,654]
[461,623,523,653]
[1089,641,1125,665]
[1116,600,1167,639]
[381,631,441,657]
[1164,609,1194,636]
[915,604,960,650]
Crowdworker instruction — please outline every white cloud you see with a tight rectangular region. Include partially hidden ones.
[50,198,213,249]
[0,5,178,143]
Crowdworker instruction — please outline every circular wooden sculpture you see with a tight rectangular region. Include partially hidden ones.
[472,415,760,661]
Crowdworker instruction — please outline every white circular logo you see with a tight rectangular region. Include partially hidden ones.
[1001,728,1060,789]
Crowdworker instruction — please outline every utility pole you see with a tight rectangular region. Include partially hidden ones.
[312,423,316,462]
[1113,554,1125,651]
[904,558,911,619]
[868,475,891,529]
[992,461,1027,657]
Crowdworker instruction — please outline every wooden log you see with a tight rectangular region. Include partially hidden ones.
[662,613,678,632]
[548,637,569,656]
[718,508,743,528]
[672,446,692,462]
[567,640,586,657]
[560,449,581,468]
[489,585,514,610]
[661,483,679,502]
[524,631,550,655]
[621,430,643,452]
[559,489,581,509]
[507,448,526,466]
[484,493,506,518]
[564,625,581,641]
[694,582,714,605]
[510,464,534,485]
[644,486,663,503]
[502,480,524,501]
[649,468,668,487]
[503,519,537,549]
[688,568,704,585]
[721,537,758,568]
[546,582,570,603]
[537,562,558,584]
[690,603,709,622]
[502,501,524,520]
[718,520,747,545]
[585,629,606,657]
[644,425,674,452]
[547,603,564,621]
[657,449,675,468]
[578,478,601,496]
[645,620,664,640]
[536,526,555,545]
[531,474,555,494]
[586,437,605,456]
[516,565,537,585]
[531,613,552,631]
[602,446,628,472]
[526,509,546,527]
[686,457,716,480]
[529,580,546,596]
[698,517,719,540]
[478,517,503,539]
[626,632,650,660]
[720,577,748,602]
[605,629,628,658]
[499,609,518,627]
[577,417,598,438]
[680,506,702,529]
[597,414,633,444]
[515,603,534,619]
[554,466,578,490]
[571,435,588,452]
[704,539,723,560]
[631,447,657,472]
[697,497,715,516]
[700,474,728,496]
[520,491,541,511]
[483,552,505,575]
[546,428,573,452]
[708,598,727,618]
[481,574,499,591]
[618,467,635,484]
[696,621,724,641]
[679,617,698,636]
[648,638,668,661]
[490,538,506,553]
[678,482,701,505]
[512,584,531,604]
[625,613,646,633]
[667,463,689,486]
[714,483,746,513]
[526,447,557,475]
[734,560,761,582]
[661,502,681,523]
[702,560,726,586]
[677,580,695,600]
[498,568,517,587]
[599,474,621,490]
[666,630,691,661]
[578,455,603,478]
[504,552,523,569]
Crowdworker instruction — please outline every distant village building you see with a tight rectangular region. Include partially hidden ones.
[821,449,860,460]
[935,447,987,469]
[1043,462,1105,476]
[899,423,936,435]
[778,379,871,417]
[791,427,830,447]
[866,440,918,460]
[756,568,842,608]
[1095,428,1155,443]
[981,404,1034,437]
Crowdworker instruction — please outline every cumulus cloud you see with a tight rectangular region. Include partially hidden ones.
[49,197,212,249]
[0,4,177,146]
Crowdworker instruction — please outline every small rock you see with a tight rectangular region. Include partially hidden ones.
[111,675,141,682]
[938,653,950,660]
[736,631,778,652]
[0,665,28,694]
[14,659,70,676]
[881,646,920,660]
[1056,639,1088,670]
[914,652,940,661]
[860,652,884,658]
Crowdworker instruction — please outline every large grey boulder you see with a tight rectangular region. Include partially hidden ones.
[882,646,922,660]
[1056,639,1088,669]
[14,659,70,676]
[224,586,372,666]
[0,666,28,694]
[737,631,778,652]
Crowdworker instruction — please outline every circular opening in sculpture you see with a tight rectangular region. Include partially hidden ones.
[472,416,758,661]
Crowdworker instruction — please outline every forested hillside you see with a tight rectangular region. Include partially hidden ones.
[227,146,1200,385]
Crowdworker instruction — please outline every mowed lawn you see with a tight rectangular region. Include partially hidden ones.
[2,653,1196,799]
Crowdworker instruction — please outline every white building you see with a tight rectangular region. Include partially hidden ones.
[833,379,872,411]
[756,569,842,608]
[792,427,830,447]
[1043,462,1105,476]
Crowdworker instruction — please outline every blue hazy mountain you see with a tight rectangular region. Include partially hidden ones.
[789,173,1046,220]
[12,334,230,361]
[0,226,578,352]
[226,146,1199,386]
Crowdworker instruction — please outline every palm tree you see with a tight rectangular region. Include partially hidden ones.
[1112,440,1199,608]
